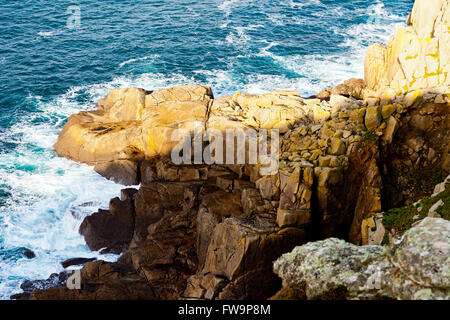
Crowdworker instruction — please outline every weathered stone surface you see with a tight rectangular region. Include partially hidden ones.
[331,78,366,99]
[94,160,139,186]
[365,106,382,130]
[134,182,198,237]
[276,209,311,228]
[364,0,449,93]
[54,85,212,163]
[274,218,450,300]
[381,116,399,144]
[197,217,307,299]
[196,190,243,267]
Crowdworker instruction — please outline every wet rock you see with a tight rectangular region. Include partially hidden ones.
[21,248,36,259]
[61,257,97,269]
[11,271,70,300]
[79,197,135,254]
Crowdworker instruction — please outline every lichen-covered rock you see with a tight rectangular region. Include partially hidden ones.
[273,218,450,300]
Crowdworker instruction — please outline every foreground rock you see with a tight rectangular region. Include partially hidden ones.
[273,218,450,300]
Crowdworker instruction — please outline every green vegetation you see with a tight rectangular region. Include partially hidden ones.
[382,180,449,244]
[358,130,378,148]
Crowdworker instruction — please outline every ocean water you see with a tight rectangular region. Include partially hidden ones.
[0,0,413,299]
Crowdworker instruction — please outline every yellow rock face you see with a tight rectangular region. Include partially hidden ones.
[100,88,146,121]
[364,106,382,131]
[54,86,312,165]
[364,0,449,93]
[54,85,213,163]
[142,100,208,157]
[381,104,396,119]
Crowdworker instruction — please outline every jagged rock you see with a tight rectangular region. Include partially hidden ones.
[196,190,243,267]
[61,257,97,269]
[381,104,396,119]
[241,188,264,216]
[11,271,70,300]
[31,260,156,300]
[365,106,382,130]
[94,160,139,186]
[316,89,331,100]
[331,78,366,99]
[364,0,449,93]
[274,218,450,300]
[276,209,311,228]
[195,216,307,299]
[381,116,399,144]
[134,182,198,237]
[79,197,135,254]
[140,160,157,184]
[120,188,138,201]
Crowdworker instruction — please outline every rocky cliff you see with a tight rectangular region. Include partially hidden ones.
[16,0,450,300]
[365,0,449,94]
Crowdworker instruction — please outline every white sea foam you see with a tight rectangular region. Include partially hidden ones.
[0,90,131,298]
[0,71,204,298]
[289,0,323,10]
[38,30,63,37]
[119,54,160,68]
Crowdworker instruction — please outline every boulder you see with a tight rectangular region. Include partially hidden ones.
[274,218,450,300]
[331,78,366,99]
[54,85,213,163]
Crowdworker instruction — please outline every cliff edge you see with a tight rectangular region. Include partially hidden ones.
[16,0,449,300]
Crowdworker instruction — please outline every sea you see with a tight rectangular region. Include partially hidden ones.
[0,0,414,299]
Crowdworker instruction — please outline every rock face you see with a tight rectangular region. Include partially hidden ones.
[79,196,135,254]
[364,0,449,93]
[362,174,450,246]
[19,0,449,301]
[53,85,213,164]
[273,218,450,300]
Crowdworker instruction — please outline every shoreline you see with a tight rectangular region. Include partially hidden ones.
[5,0,450,300]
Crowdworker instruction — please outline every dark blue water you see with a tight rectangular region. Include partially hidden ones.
[0,0,413,298]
